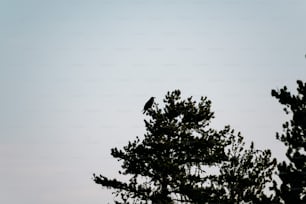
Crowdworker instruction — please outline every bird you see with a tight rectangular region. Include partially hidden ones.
[143,97,155,113]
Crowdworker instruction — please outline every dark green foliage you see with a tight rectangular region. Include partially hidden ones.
[94,90,277,203]
[272,80,306,203]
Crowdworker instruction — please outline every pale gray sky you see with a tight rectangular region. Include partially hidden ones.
[0,0,306,203]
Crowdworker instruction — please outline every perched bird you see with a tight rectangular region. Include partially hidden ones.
[143,97,155,113]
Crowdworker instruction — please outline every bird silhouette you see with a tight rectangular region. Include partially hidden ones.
[143,97,155,113]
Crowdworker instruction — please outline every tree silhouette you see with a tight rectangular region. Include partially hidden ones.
[272,80,306,203]
[94,90,277,203]
[219,133,277,203]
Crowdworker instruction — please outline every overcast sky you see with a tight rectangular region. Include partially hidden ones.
[0,0,306,203]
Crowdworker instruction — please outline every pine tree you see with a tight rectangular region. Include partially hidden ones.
[219,133,277,203]
[94,90,277,203]
[272,80,306,203]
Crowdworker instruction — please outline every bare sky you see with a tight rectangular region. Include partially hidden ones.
[0,0,306,203]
